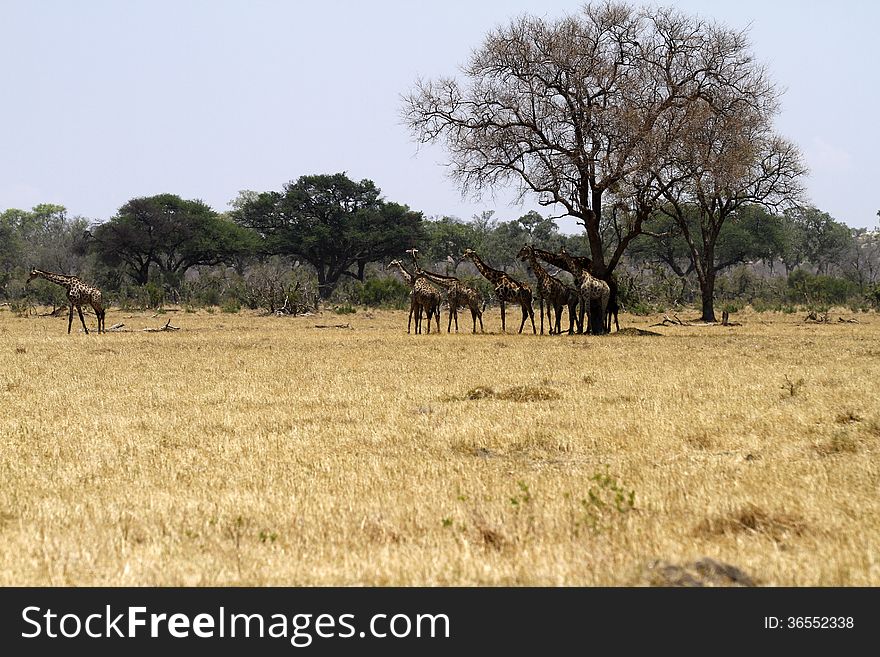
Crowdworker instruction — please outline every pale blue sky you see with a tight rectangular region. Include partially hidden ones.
[2,0,877,232]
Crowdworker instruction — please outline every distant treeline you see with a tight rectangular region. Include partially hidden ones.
[2,173,879,316]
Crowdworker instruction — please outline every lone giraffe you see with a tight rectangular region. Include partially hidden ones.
[517,245,579,335]
[407,248,484,333]
[530,247,618,333]
[462,248,535,334]
[558,248,610,335]
[386,259,441,334]
[27,268,106,334]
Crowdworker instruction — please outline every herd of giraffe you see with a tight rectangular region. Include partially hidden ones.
[390,247,618,336]
[25,245,618,336]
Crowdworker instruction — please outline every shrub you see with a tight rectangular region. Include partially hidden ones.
[356,277,410,308]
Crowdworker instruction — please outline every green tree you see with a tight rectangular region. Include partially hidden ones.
[0,211,23,296]
[796,207,853,275]
[232,173,424,299]
[0,204,93,298]
[90,194,255,286]
[421,216,479,271]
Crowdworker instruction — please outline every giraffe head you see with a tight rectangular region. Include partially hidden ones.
[405,248,422,268]
[462,248,476,260]
[516,245,534,262]
[386,259,401,270]
[26,268,40,285]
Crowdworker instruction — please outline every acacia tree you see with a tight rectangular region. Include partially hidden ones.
[655,75,806,320]
[403,2,755,320]
[232,173,424,299]
[90,194,253,286]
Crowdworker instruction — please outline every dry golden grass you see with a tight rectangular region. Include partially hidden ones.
[1,304,878,586]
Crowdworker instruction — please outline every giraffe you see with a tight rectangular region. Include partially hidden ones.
[406,248,484,334]
[530,247,618,333]
[558,248,610,335]
[27,268,106,334]
[386,259,441,334]
[517,245,580,335]
[413,266,484,334]
[462,248,535,334]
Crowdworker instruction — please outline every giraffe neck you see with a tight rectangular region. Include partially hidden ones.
[391,262,414,286]
[559,254,585,281]
[532,248,590,276]
[527,253,553,288]
[31,269,75,289]
[418,270,457,289]
[469,253,505,285]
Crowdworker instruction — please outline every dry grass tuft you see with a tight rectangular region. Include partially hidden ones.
[696,504,808,542]
[495,385,561,402]
[835,410,863,424]
[447,385,560,402]
[685,430,714,450]
[815,433,860,456]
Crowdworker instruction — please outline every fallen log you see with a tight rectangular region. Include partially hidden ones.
[143,319,180,332]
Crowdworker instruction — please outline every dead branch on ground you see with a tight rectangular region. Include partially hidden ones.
[314,323,352,329]
[143,319,180,332]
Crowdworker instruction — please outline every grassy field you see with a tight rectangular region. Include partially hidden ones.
[1,304,878,586]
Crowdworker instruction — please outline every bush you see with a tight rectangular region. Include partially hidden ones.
[356,277,410,308]
[786,270,858,307]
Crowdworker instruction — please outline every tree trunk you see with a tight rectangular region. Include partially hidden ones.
[316,268,332,300]
[699,268,717,322]
[135,261,150,286]
[588,189,607,277]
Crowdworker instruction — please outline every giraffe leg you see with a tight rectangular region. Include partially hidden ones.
[519,304,538,334]
[447,307,453,333]
[539,298,544,335]
[435,306,441,333]
[76,304,89,334]
[499,300,506,333]
[601,295,609,335]
[407,305,414,334]
[589,298,605,335]
[528,302,536,334]
[67,303,74,334]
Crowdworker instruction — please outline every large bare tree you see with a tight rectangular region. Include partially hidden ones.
[402,2,763,292]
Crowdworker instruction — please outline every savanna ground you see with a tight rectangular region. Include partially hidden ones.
[1,303,878,586]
